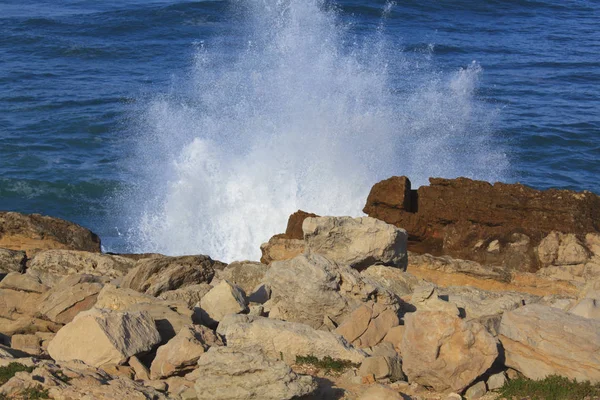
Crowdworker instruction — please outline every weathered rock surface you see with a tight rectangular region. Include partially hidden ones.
[194,347,317,400]
[360,265,421,297]
[150,325,222,379]
[158,283,212,308]
[408,283,460,316]
[358,384,404,400]
[47,308,161,367]
[303,216,408,270]
[219,261,269,295]
[217,314,367,364]
[94,284,193,342]
[37,274,104,324]
[121,255,218,296]
[401,311,498,392]
[260,236,305,265]
[27,250,135,284]
[264,253,399,330]
[0,248,26,275]
[0,211,101,255]
[499,304,600,382]
[0,273,48,329]
[408,252,511,282]
[199,280,248,326]
[335,303,400,348]
[363,176,600,271]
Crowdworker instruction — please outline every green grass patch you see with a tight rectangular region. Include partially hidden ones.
[295,355,359,374]
[0,363,34,386]
[499,375,600,400]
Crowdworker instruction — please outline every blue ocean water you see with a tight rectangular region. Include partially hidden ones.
[1,0,599,260]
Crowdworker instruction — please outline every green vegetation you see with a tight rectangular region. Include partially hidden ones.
[0,363,34,386]
[295,355,359,374]
[19,387,50,399]
[499,375,600,400]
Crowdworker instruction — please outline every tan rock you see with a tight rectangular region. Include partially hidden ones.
[48,308,161,367]
[401,311,498,392]
[0,211,101,256]
[150,325,222,379]
[537,232,590,267]
[569,298,600,320]
[199,280,248,325]
[219,261,269,294]
[358,384,404,400]
[37,274,103,324]
[217,314,367,365]
[303,216,407,270]
[10,334,41,356]
[499,304,600,382]
[260,236,305,264]
[27,250,135,284]
[409,283,460,316]
[487,371,507,390]
[100,364,135,379]
[360,265,421,297]
[0,273,48,324]
[0,316,62,337]
[121,255,218,296]
[194,347,317,400]
[128,355,150,380]
[94,284,193,342]
[408,252,511,282]
[158,283,212,308]
[336,303,400,348]
[464,381,487,400]
[383,325,405,354]
[0,248,26,274]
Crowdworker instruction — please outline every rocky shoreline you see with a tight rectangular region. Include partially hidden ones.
[0,176,599,400]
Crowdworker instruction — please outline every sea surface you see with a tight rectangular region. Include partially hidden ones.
[1,0,599,261]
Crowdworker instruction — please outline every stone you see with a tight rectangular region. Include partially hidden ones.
[0,211,101,255]
[383,325,405,354]
[284,210,320,240]
[537,232,590,267]
[401,311,498,392]
[0,273,48,326]
[569,298,600,320]
[37,274,103,324]
[358,384,404,400]
[487,371,507,390]
[128,355,150,380]
[194,347,317,400]
[264,252,399,330]
[358,354,405,382]
[150,325,222,379]
[363,176,600,272]
[101,364,135,379]
[10,334,41,356]
[408,252,511,282]
[0,316,62,337]
[0,248,26,274]
[499,304,600,382]
[219,261,269,295]
[27,250,135,284]
[94,284,194,343]
[248,283,271,304]
[335,303,400,348]
[409,283,460,316]
[217,314,367,365]
[121,255,218,296]
[199,280,248,326]
[260,236,305,264]
[464,381,487,400]
[360,265,421,297]
[158,283,212,309]
[303,216,408,270]
[47,308,161,367]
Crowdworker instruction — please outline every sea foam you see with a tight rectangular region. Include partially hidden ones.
[122,0,509,262]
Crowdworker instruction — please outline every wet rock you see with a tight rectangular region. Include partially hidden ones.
[363,176,600,271]
[499,304,600,382]
[0,211,101,256]
[401,311,498,392]
[303,216,408,270]
[48,308,161,367]
[121,255,218,297]
[193,347,317,400]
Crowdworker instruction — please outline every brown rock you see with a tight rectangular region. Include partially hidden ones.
[0,211,101,256]
[260,236,305,264]
[285,210,319,240]
[364,176,600,272]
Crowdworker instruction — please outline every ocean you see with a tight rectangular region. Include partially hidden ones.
[1,0,598,261]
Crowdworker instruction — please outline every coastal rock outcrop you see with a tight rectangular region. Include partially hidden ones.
[499,304,600,382]
[0,211,101,255]
[0,248,26,275]
[363,176,600,271]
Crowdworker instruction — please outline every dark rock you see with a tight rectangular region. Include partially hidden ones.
[284,210,319,240]
[364,176,600,272]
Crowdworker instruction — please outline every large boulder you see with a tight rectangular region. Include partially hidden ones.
[263,253,399,330]
[499,304,600,382]
[360,265,421,297]
[94,284,193,342]
[335,303,400,348]
[150,325,222,379]
[401,311,498,392]
[158,283,212,308]
[217,314,367,364]
[194,347,317,400]
[303,216,407,270]
[121,255,218,296]
[218,261,269,295]
[260,236,305,265]
[0,248,26,275]
[47,308,161,367]
[37,274,104,324]
[363,176,600,272]
[199,280,248,326]
[27,250,135,285]
[0,273,48,327]
[0,211,101,255]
